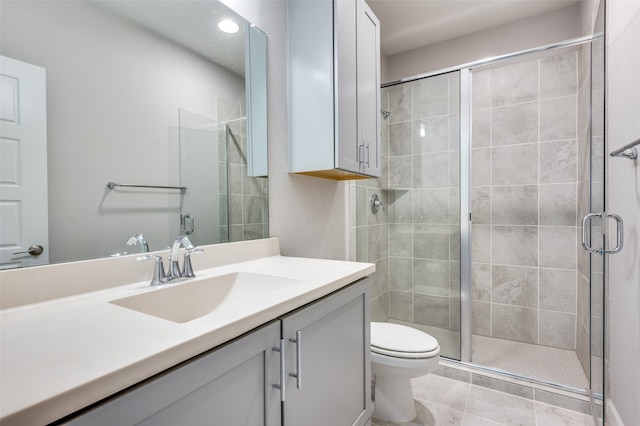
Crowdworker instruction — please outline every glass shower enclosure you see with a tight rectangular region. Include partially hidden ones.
[357,34,604,402]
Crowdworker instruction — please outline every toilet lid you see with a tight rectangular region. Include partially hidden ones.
[371,322,439,354]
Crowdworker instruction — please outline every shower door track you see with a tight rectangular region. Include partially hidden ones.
[381,34,601,88]
[444,358,604,399]
[442,358,604,423]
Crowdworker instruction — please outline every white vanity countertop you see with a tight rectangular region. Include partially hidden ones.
[0,238,375,425]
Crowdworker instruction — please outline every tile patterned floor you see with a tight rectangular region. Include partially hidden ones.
[371,374,596,426]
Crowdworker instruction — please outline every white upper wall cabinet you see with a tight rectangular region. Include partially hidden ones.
[288,0,381,180]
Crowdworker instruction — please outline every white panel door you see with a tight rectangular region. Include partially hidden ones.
[0,55,48,269]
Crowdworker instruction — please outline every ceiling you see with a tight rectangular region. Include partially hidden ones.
[97,1,247,75]
[366,0,580,56]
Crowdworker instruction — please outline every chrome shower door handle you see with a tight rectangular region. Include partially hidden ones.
[582,213,601,253]
[182,213,194,235]
[581,212,624,255]
[606,213,624,254]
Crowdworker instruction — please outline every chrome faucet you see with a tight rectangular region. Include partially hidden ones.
[138,235,203,286]
[127,233,149,253]
[168,235,195,280]
[137,254,168,286]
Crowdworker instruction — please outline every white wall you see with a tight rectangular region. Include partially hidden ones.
[385,4,581,82]
[221,0,350,260]
[0,1,245,262]
[606,1,640,423]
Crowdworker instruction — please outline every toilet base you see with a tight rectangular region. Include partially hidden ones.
[372,373,416,423]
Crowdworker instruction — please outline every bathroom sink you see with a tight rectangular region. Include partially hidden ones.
[109,272,301,323]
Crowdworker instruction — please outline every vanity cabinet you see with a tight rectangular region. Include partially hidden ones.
[281,278,371,425]
[63,279,370,426]
[288,0,381,179]
[64,321,282,426]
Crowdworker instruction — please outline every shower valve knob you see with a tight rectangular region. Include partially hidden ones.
[370,194,384,214]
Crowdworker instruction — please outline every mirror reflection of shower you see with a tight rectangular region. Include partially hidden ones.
[178,109,268,247]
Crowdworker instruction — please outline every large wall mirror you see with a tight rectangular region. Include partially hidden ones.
[0,0,268,269]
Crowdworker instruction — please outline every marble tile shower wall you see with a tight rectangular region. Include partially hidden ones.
[218,99,269,243]
[471,51,581,352]
[383,73,462,336]
[350,93,391,322]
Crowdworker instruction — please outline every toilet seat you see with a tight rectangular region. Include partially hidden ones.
[371,322,439,359]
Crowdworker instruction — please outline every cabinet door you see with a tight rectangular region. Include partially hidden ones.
[288,0,336,174]
[335,0,360,175]
[65,322,281,426]
[357,0,381,178]
[281,279,371,426]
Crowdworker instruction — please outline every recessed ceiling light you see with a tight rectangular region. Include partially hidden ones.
[218,19,239,34]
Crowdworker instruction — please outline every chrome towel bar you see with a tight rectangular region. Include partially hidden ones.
[107,181,187,192]
[609,137,640,160]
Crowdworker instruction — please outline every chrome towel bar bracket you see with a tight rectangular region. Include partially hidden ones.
[610,137,640,160]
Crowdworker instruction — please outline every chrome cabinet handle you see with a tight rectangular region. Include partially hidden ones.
[365,144,370,167]
[289,330,302,389]
[272,339,285,402]
[582,212,624,255]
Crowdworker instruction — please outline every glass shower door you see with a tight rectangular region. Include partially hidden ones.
[383,70,462,360]
[467,43,604,392]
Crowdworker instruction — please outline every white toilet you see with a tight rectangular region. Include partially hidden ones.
[371,322,440,423]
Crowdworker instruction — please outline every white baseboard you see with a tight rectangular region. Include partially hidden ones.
[605,399,625,426]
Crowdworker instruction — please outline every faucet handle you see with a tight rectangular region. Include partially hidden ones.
[137,255,168,286]
[182,249,204,278]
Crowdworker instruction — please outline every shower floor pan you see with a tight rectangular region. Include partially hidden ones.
[388,319,591,390]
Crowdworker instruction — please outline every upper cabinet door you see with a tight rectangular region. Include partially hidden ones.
[356,0,381,178]
[334,0,359,175]
[288,0,381,180]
